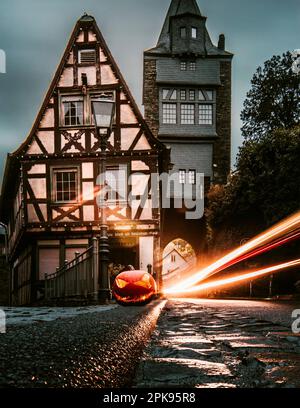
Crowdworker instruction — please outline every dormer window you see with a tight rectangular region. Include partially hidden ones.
[79,49,96,64]
[180,27,187,38]
[191,27,197,39]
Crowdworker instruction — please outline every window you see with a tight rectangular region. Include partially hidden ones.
[189,90,195,101]
[163,89,169,100]
[180,61,187,71]
[206,90,213,100]
[180,27,187,38]
[53,169,78,203]
[79,49,96,64]
[199,104,213,125]
[162,89,176,100]
[191,27,197,39]
[181,61,196,71]
[199,90,205,100]
[188,170,196,185]
[163,103,177,124]
[179,170,186,184]
[190,62,196,71]
[170,90,177,100]
[171,254,176,263]
[161,88,215,126]
[62,97,83,126]
[60,92,115,127]
[181,104,195,125]
[180,90,186,100]
[106,166,127,203]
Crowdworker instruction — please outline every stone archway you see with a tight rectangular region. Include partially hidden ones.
[162,238,197,287]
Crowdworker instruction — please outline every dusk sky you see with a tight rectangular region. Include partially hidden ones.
[1,0,300,180]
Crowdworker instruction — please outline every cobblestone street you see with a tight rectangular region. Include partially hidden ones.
[1,299,300,388]
[134,299,300,388]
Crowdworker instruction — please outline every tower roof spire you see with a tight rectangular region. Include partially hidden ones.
[146,0,232,57]
[175,0,202,15]
[158,0,201,45]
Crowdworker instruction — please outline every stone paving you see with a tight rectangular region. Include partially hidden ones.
[134,300,300,388]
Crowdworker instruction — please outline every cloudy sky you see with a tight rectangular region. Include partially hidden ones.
[0,0,300,179]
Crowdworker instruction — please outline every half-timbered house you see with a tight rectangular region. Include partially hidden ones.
[0,14,168,305]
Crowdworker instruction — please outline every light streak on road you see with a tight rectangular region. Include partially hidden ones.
[164,211,300,295]
[166,259,300,295]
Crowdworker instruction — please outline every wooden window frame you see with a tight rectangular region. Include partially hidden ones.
[61,96,84,127]
[51,167,80,204]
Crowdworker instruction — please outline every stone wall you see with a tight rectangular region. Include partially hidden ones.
[143,58,159,137]
[214,61,232,184]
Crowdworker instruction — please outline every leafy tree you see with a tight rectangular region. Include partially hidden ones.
[241,52,300,140]
[206,127,300,248]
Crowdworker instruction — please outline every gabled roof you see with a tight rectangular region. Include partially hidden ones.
[163,245,188,262]
[13,13,162,158]
[0,14,168,221]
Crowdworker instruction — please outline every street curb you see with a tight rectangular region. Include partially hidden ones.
[105,300,167,388]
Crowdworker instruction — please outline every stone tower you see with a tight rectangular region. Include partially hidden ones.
[143,0,233,260]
